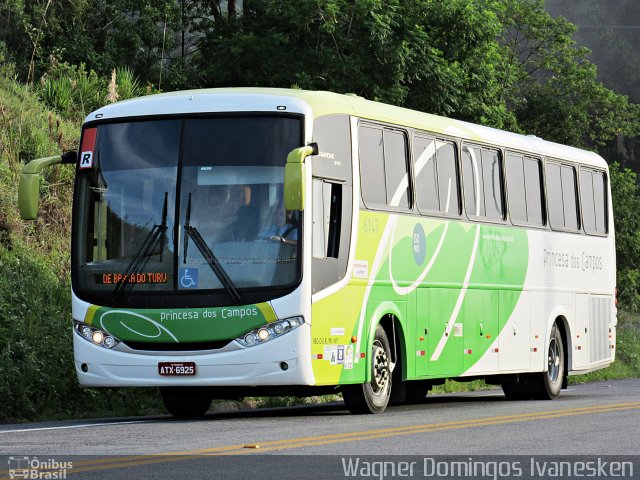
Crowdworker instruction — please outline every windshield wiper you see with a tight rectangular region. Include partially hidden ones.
[115,192,168,294]
[183,193,243,304]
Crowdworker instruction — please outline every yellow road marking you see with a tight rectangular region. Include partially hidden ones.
[1,401,638,478]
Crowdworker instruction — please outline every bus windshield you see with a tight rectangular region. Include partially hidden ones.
[73,116,302,301]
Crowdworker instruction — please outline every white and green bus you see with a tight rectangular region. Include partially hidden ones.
[19,88,616,416]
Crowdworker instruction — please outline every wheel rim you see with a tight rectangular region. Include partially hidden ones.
[371,340,390,396]
[547,337,561,382]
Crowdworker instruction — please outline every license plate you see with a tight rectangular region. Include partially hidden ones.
[158,362,196,376]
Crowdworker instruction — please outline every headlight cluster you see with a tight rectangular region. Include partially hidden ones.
[74,321,119,349]
[236,316,304,347]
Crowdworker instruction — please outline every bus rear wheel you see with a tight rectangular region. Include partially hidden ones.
[501,323,565,401]
[530,323,565,400]
[342,324,392,414]
[160,387,212,418]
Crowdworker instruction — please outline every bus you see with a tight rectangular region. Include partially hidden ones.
[19,88,616,416]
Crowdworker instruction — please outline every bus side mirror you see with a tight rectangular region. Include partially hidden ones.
[284,144,317,211]
[18,153,74,220]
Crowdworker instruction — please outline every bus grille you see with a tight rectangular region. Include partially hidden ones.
[589,296,612,363]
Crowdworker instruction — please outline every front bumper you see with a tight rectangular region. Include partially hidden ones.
[74,323,314,387]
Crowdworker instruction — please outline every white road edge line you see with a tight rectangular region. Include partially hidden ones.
[0,419,153,434]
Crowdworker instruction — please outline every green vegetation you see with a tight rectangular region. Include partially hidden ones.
[1,1,640,421]
[570,311,640,383]
[0,67,162,422]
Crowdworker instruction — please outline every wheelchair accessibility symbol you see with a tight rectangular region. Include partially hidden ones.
[179,268,198,289]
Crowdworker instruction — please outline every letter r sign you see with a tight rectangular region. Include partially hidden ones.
[79,151,93,169]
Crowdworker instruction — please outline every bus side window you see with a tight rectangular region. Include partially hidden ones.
[561,165,579,230]
[462,144,504,221]
[506,154,527,224]
[359,124,410,210]
[507,154,544,226]
[580,169,608,235]
[383,129,410,209]
[462,145,483,217]
[593,171,607,234]
[359,126,386,207]
[546,163,564,229]
[580,169,597,234]
[414,136,460,216]
[481,148,504,220]
[524,157,545,226]
[547,161,580,231]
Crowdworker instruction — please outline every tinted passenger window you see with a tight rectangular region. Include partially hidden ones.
[580,170,596,233]
[414,136,459,215]
[506,154,527,223]
[462,145,504,220]
[436,141,460,214]
[482,149,503,220]
[414,136,439,211]
[506,154,544,226]
[593,172,607,234]
[561,165,579,230]
[384,130,410,208]
[359,125,410,209]
[524,158,544,226]
[580,169,608,235]
[462,146,483,217]
[547,163,564,229]
[359,127,386,206]
[547,162,579,231]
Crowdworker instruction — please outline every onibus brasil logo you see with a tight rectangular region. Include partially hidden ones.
[8,457,73,479]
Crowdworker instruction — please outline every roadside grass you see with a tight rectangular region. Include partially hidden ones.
[0,70,163,422]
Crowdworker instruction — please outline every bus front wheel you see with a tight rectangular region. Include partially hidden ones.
[160,387,212,418]
[342,324,392,414]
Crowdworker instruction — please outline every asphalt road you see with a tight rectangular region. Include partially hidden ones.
[1,379,639,479]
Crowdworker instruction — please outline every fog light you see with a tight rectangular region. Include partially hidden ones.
[92,331,104,344]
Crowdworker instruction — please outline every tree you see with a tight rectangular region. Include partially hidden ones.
[492,0,640,149]
[0,0,183,88]
[609,163,640,310]
[192,0,515,127]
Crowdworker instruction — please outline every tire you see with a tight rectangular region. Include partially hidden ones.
[530,323,565,400]
[342,324,392,414]
[160,387,212,418]
[502,324,565,401]
[501,379,532,400]
[404,381,432,404]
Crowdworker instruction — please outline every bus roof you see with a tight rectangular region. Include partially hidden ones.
[88,87,607,169]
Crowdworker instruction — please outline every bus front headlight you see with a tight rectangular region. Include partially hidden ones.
[74,321,119,349]
[236,316,304,347]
